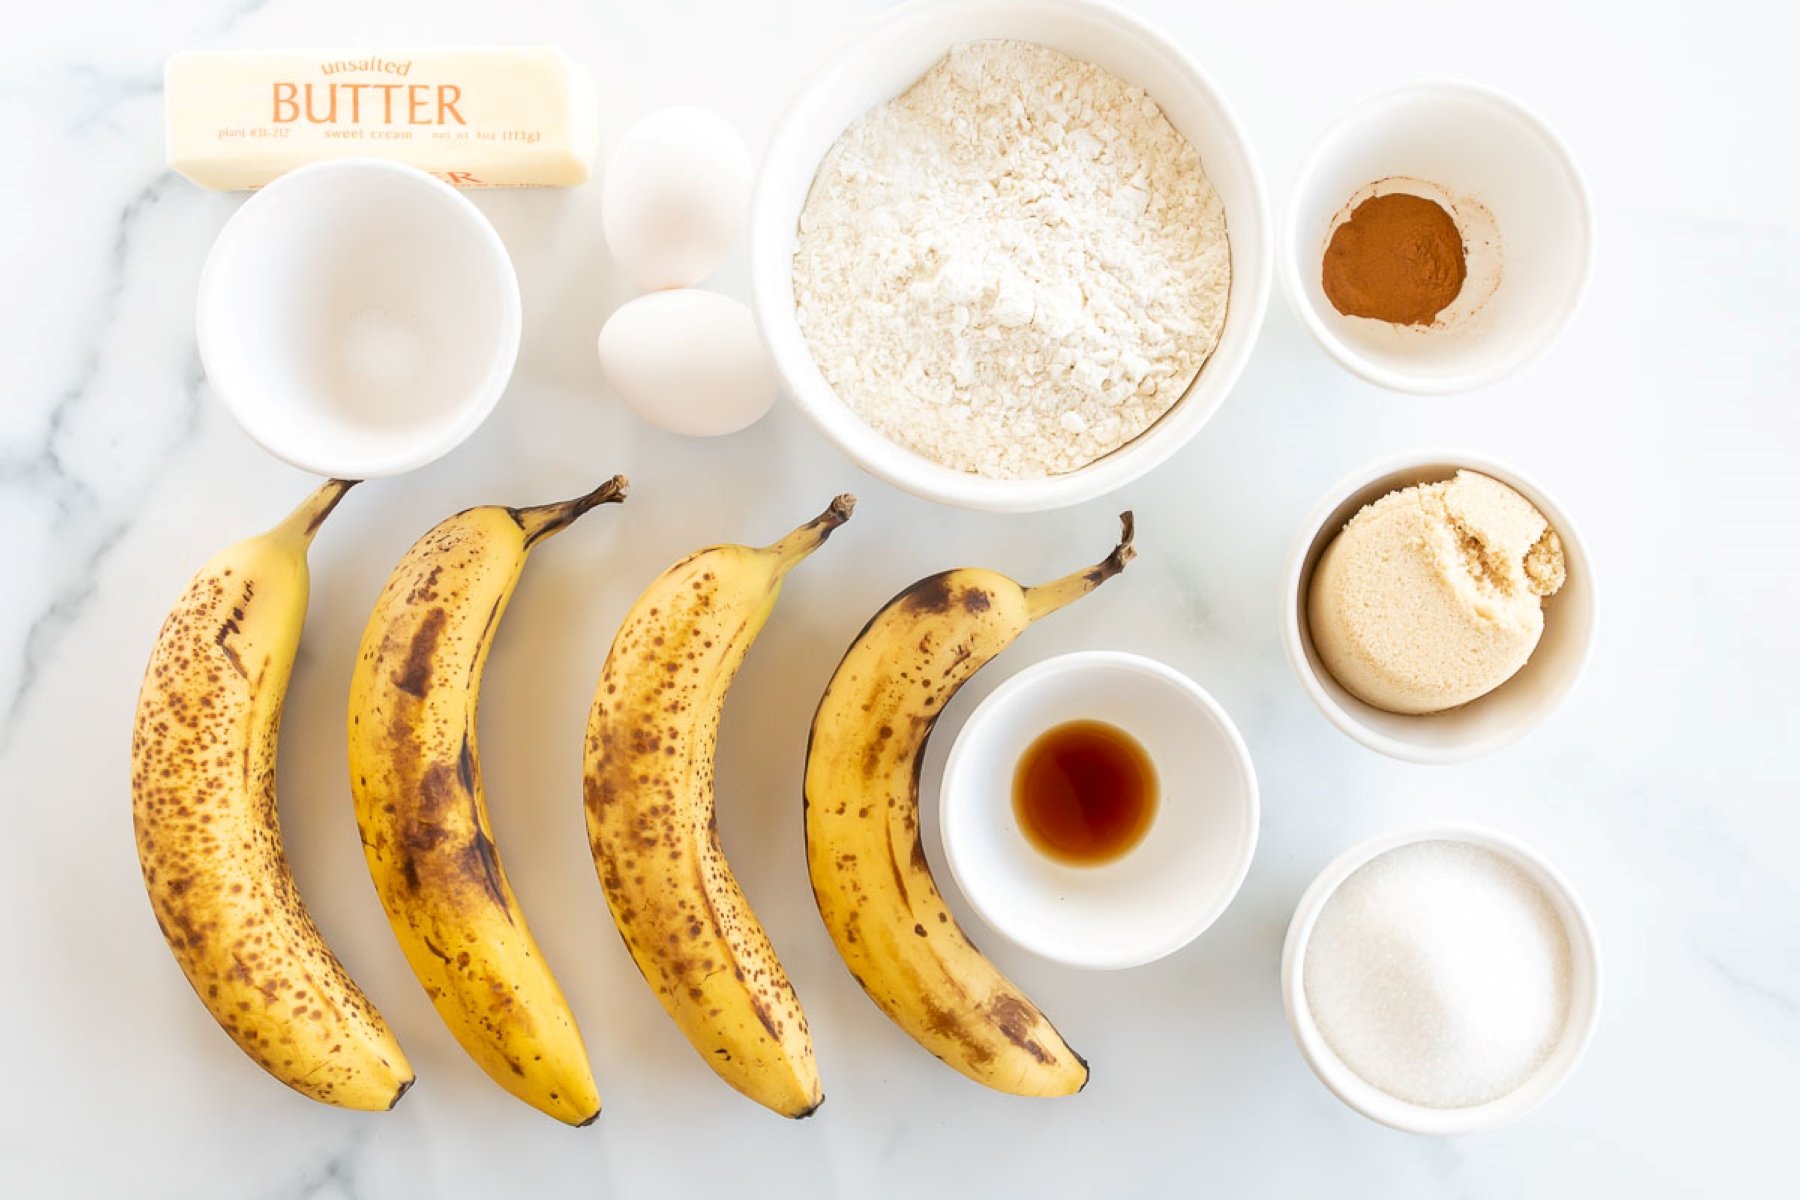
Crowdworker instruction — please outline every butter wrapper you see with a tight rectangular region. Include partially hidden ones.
[166,47,599,189]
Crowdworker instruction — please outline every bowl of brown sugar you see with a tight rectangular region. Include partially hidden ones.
[1282,81,1592,394]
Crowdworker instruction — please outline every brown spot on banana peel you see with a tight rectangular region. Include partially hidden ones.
[909,840,931,875]
[456,735,476,794]
[876,738,936,911]
[919,996,997,1068]
[749,996,781,1041]
[399,820,450,857]
[462,825,511,916]
[901,574,954,615]
[987,994,1053,1064]
[686,857,751,997]
[407,564,443,605]
[213,595,252,683]
[886,841,913,908]
[417,763,459,817]
[393,608,446,698]
[472,597,504,680]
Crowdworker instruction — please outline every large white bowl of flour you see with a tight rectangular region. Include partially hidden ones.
[751,0,1270,512]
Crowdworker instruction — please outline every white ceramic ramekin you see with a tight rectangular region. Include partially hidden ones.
[1282,449,1597,764]
[197,159,521,478]
[750,0,1271,512]
[939,651,1259,970]
[1283,81,1593,394]
[1281,822,1602,1135]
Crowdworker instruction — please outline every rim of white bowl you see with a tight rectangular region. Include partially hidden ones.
[749,0,1272,512]
[1280,821,1604,1135]
[1280,448,1599,765]
[939,649,1260,970]
[196,158,522,479]
[1280,79,1595,396]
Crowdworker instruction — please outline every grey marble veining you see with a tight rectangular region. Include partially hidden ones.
[0,172,207,749]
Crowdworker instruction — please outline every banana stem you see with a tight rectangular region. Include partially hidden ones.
[764,494,858,570]
[514,475,630,547]
[1023,511,1136,622]
[269,479,359,548]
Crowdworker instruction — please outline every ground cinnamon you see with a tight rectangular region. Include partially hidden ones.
[1321,192,1467,326]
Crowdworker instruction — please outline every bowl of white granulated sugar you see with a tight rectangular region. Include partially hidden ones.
[751,0,1271,512]
[1281,823,1603,1134]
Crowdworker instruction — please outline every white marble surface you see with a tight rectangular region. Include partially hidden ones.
[2,0,1794,1195]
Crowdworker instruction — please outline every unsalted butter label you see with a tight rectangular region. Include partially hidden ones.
[166,48,599,189]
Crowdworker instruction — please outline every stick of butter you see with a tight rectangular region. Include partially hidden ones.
[166,48,599,189]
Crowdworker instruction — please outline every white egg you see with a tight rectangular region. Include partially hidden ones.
[596,290,777,437]
[601,107,753,290]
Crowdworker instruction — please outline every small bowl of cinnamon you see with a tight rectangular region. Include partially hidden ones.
[1282,81,1592,395]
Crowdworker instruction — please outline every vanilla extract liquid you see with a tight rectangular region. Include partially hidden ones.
[1012,719,1158,867]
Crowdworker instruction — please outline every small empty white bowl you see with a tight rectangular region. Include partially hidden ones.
[1282,449,1597,764]
[939,651,1258,970]
[198,159,521,478]
[1281,822,1603,1134]
[1283,81,1592,394]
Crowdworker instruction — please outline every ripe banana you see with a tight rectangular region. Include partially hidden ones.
[132,479,413,1111]
[804,513,1137,1097]
[584,496,855,1118]
[348,477,626,1126]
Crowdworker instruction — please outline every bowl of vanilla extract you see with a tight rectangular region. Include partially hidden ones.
[939,651,1259,970]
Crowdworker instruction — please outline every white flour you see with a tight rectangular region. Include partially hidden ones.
[793,40,1230,479]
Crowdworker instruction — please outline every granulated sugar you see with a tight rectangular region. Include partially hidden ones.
[1302,839,1573,1109]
